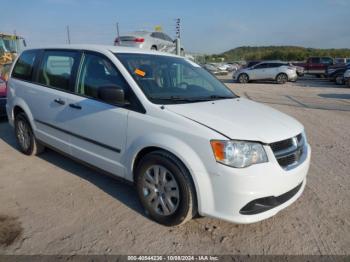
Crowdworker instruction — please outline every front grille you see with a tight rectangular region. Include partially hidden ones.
[270,133,305,169]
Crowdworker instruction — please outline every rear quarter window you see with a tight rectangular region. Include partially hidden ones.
[12,50,38,81]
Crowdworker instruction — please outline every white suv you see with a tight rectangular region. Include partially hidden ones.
[6,45,311,226]
[233,61,298,84]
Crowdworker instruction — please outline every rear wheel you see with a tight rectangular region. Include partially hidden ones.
[276,73,288,84]
[14,112,44,156]
[151,46,157,51]
[238,73,249,84]
[135,150,197,226]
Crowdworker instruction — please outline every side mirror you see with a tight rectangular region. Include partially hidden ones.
[98,85,125,106]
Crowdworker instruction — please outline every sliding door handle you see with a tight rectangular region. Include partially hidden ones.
[69,103,82,110]
[54,98,65,105]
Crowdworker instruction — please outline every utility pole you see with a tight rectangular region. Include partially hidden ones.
[116,22,120,45]
[175,18,181,56]
[66,25,71,44]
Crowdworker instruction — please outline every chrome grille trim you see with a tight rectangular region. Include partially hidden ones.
[269,133,306,169]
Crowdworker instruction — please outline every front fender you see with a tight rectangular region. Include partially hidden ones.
[123,132,215,214]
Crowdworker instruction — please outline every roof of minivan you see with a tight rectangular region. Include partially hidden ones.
[24,44,179,57]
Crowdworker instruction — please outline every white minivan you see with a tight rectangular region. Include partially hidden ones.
[6,45,311,226]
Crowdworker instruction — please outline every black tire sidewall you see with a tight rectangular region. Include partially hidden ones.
[277,73,287,84]
[238,73,248,83]
[15,113,35,155]
[135,152,194,226]
[335,76,343,85]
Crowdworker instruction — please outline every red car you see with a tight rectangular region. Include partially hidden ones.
[294,57,334,77]
[0,77,7,117]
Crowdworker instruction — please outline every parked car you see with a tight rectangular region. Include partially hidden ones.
[216,63,238,72]
[334,58,350,64]
[293,57,334,77]
[327,59,350,71]
[217,63,230,71]
[0,76,7,117]
[114,30,183,55]
[226,62,241,72]
[6,45,310,226]
[233,61,298,84]
[344,69,350,87]
[326,62,350,84]
[203,64,228,75]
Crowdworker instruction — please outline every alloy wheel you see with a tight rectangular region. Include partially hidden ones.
[277,74,287,84]
[16,120,31,151]
[239,74,248,83]
[141,165,180,216]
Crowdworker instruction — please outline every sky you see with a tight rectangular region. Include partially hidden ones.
[1,0,349,54]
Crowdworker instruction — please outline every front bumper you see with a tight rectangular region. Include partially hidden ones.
[288,73,298,81]
[0,98,6,117]
[197,143,311,224]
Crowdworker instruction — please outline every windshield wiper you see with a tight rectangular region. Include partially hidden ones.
[207,95,234,100]
[149,95,235,104]
[150,96,209,102]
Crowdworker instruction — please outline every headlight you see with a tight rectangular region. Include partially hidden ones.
[210,140,268,168]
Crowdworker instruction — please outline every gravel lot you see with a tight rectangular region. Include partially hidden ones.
[0,76,349,255]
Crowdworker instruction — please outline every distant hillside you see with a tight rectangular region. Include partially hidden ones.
[209,46,350,61]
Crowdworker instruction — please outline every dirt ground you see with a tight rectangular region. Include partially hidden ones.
[0,76,349,255]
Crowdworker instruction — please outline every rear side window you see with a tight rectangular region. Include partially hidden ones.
[151,32,162,39]
[12,50,38,81]
[162,33,173,42]
[270,63,284,68]
[254,63,267,69]
[37,50,79,91]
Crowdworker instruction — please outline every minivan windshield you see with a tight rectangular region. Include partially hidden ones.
[116,53,236,104]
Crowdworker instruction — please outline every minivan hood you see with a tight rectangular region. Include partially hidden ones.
[166,98,303,143]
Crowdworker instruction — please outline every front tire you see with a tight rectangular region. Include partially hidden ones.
[135,151,197,226]
[276,73,288,84]
[335,75,344,85]
[238,73,249,83]
[14,112,44,156]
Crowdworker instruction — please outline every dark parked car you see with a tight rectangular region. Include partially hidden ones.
[0,77,7,117]
[326,63,350,84]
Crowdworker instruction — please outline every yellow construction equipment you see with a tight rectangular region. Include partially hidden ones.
[0,33,26,80]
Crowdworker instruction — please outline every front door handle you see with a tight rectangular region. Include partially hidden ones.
[54,98,65,105]
[69,103,82,110]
